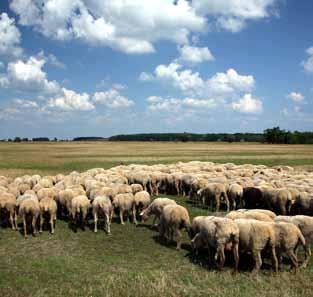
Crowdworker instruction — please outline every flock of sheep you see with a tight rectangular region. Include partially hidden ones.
[1,161,313,275]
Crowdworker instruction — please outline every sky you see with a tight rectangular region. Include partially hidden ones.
[0,0,313,139]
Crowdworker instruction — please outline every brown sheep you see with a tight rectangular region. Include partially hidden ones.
[19,197,40,237]
[70,195,90,230]
[140,198,177,226]
[272,221,307,272]
[275,215,313,267]
[234,219,278,275]
[133,191,151,224]
[226,210,273,222]
[227,184,243,209]
[191,217,239,272]
[198,183,229,212]
[39,197,57,234]
[112,193,134,225]
[130,184,144,195]
[159,204,190,250]
[0,192,18,230]
[92,195,113,234]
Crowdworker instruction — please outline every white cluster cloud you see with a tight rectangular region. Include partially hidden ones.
[0,55,60,93]
[302,47,313,73]
[287,92,304,103]
[232,93,263,114]
[192,0,279,32]
[147,95,216,112]
[47,88,94,111]
[9,0,280,54]
[10,0,205,54]
[178,45,214,65]
[141,63,255,99]
[93,89,134,108]
[0,13,23,57]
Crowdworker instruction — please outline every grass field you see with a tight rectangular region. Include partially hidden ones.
[1,141,313,297]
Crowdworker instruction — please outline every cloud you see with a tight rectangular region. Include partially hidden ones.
[192,0,279,32]
[146,96,216,112]
[0,13,23,57]
[287,92,304,103]
[93,89,134,108]
[178,45,214,64]
[139,72,154,81]
[10,0,206,54]
[143,63,255,98]
[47,88,94,111]
[10,1,282,54]
[47,54,66,69]
[14,98,38,108]
[0,55,60,93]
[302,47,313,73]
[232,93,263,114]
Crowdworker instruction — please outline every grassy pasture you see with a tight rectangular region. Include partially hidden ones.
[0,141,313,297]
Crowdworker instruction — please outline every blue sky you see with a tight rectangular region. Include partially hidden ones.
[0,0,313,138]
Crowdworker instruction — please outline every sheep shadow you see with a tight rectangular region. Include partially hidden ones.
[152,234,191,252]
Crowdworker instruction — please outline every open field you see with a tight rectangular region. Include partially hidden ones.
[0,141,313,177]
[1,141,313,297]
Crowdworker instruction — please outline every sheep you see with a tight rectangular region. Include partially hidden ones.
[242,187,265,209]
[275,215,313,267]
[39,197,57,234]
[292,192,313,215]
[159,204,190,250]
[227,184,243,209]
[132,191,151,224]
[92,195,113,234]
[234,219,278,275]
[0,192,18,230]
[271,221,307,272]
[226,210,273,222]
[197,183,229,212]
[37,187,56,201]
[263,188,293,215]
[130,183,144,195]
[191,217,239,272]
[188,215,215,240]
[112,193,134,225]
[19,197,40,237]
[70,195,90,230]
[235,209,277,219]
[140,198,177,226]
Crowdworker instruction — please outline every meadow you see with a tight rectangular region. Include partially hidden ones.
[1,141,313,297]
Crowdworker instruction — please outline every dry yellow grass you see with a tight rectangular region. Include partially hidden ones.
[0,141,312,177]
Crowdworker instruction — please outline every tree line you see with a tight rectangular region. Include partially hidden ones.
[1,127,313,144]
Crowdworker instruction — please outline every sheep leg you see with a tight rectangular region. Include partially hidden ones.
[132,206,137,225]
[39,213,43,233]
[9,211,15,230]
[81,210,87,230]
[174,228,182,250]
[215,245,225,270]
[105,214,111,234]
[286,250,298,273]
[14,211,18,230]
[50,214,54,234]
[301,246,311,268]
[94,212,98,233]
[32,215,37,235]
[215,196,220,212]
[23,215,27,237]
[270,247,278,273]
[109,210,113,223]
[233,243,240,273]
[119,210,124,225]
[251,249,262,276]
